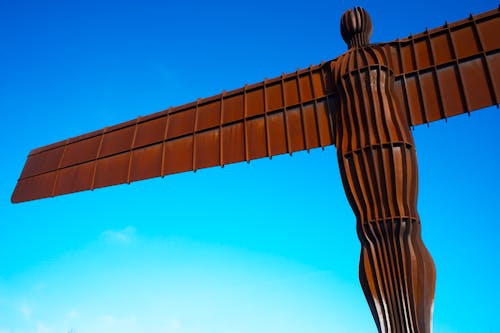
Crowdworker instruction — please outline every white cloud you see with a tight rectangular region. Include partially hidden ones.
[35,322,52,333]
[66,309,80,319]
[165,318,182,332]
[102,315,116,326]
[19,303,32,320]
[101,226,136,244]
[101,314,137,327]
[33,282,47,292]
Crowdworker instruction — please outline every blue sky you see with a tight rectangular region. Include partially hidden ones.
[1,1,499,332]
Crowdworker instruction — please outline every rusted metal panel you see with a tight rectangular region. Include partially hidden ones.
[197,101,221,132]
[20,145,65,179]
[299,74,314,101]
[12,171,57,202]
[419,71,441,122]
[134,116,167,149]
[286,107,306,153]
[195,129,220,170]
[316,99,333,148]
[246,88,265,117]
[99,126,135,158]
[93,152,130,189]
[436,66,464,116]
[60,135,101,168]
[284,78,300,106]
[268,82,284,111]
[490,52,500,99]
[302,104,319,150]
[268,111,288,156]
[222,94,244,124]
[222,123,245,165]
[479,15,500,52]
[130,143,163,182]
[246,117,267,160]
[53,162,95,196]
[167,108,196,139]
[163,136,193,176]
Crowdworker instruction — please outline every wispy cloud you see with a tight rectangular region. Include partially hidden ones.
[35,322,52,333]
[165,318,182,332]
[101,314,116,326]
[101,314,137,327]
[101,226,136,244]
[19,303,32,320]
[66,309,80,319]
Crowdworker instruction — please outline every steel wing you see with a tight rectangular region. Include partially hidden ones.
[12,8,499,203]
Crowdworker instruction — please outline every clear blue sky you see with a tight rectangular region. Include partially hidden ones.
[1,1,499,332]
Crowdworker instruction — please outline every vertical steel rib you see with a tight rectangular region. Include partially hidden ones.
[395,40,415,127]
[160,107,172,178]
[280,74,292,155]
[263,78,272,158]
[90,128,106,190]
[127,116,141,184]
[445,21,471,114]
[50,139,69,197]
[219,91,225,167]
[424,29,447,121]
[409,34,430,125]
[310,65,324,150]
[470,14,498,106]
[296,70,309,152]
[192,99,201,172]
[243,84,250,162]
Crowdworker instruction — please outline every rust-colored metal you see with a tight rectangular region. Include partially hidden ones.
[389,8,500,126]
[334,7,436,332]
[12,8,499,204]
[10,6,500,333]
[11,65,335,203]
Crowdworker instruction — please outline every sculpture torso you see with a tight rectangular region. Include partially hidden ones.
[332,45,414,152]
[332,44,419,224]
[331,42,435,332]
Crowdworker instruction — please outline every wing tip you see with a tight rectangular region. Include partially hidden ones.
[10,190,23,204]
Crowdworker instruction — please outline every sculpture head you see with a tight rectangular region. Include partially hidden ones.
[340,7,373,49]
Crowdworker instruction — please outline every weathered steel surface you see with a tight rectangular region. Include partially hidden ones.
[11,8,499,204]
[334,7,435,332]
[389,8,500,126]
[12,66,335,203]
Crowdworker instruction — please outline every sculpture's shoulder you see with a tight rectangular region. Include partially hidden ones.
[334,43,394,76]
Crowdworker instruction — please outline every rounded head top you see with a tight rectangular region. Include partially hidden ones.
[340,7,373,49]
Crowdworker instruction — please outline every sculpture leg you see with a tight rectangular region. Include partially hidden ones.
[339,144,436,332]
[358,218,435,332]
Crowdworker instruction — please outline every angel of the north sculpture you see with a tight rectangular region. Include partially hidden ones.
[12,6,499,333]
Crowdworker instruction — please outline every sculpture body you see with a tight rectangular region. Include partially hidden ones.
[333,9,436,332]
[333,44,435,333]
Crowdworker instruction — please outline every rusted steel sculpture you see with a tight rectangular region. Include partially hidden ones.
[12,6,500,333]
[334,8,436,332]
